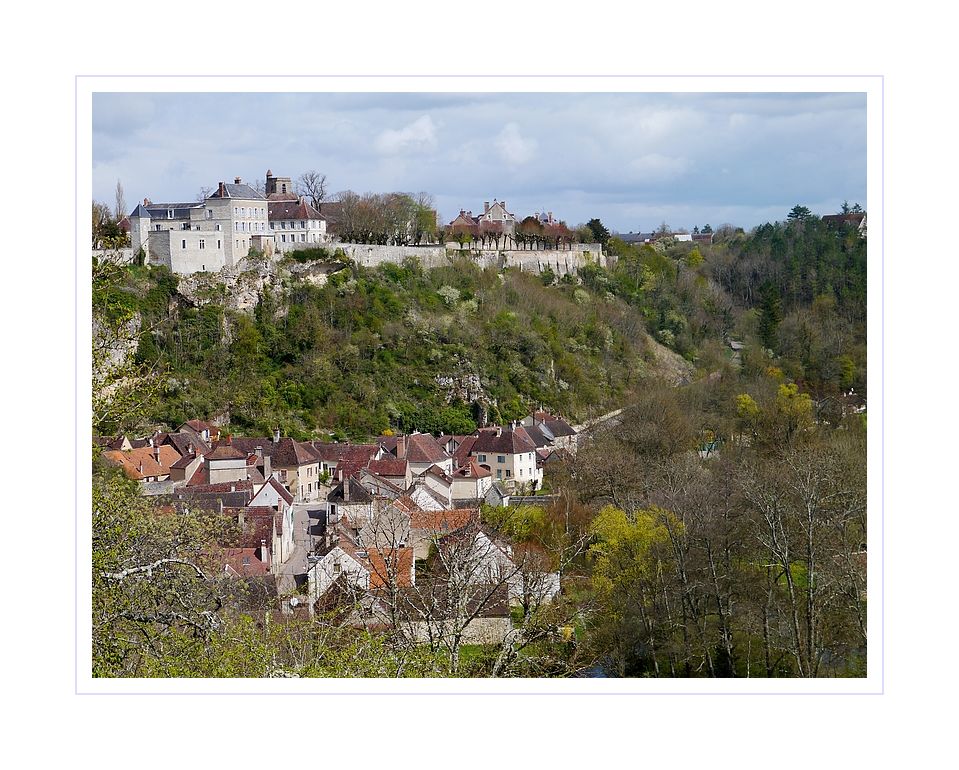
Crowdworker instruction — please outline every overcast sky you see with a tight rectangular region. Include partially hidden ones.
[93,91,866,233]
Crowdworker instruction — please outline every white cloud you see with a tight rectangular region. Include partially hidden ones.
[626,153,692,182]
[374,115,438,155]
[495,123,537,165]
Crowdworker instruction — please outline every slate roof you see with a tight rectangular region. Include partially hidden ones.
[208,183,266,200]
[163,432,209,456]
[216,437,276,457]
[516,423,551,449]
[543,418,577,438]
[327,478,374,504]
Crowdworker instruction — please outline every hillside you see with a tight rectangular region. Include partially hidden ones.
[110,254,677,439]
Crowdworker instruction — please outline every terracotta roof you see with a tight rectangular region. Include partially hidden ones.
[404,433,451,464]
[271,437,320,467]
[268,198,325,221]
[410,508,477,532]
[252,476,294,506]
[206,445,247,461]
[366,548,414,588]
[170,453,199,470]
[101,445,180,480]
[424,464,452,482]
[452,459,491,479]
[220,547,269,577]
[470,427,536,455]
[452,435,478,466]
[367,458,408,477]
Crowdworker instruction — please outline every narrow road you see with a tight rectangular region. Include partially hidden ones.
[276,503,321,596]
[573,407,625,435]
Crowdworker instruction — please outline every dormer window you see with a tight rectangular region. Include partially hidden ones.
[167,209,174,219]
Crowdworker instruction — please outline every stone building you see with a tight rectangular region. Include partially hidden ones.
[129,177,271,273]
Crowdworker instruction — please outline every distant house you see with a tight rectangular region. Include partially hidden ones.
[451,460,493,502]
[384,433,453,476]
[270,438,322,502]
[522,410,578,453]
[822,212,866,236]
[469,426,541,490]
[101,445,181,483]
[268,197,329,252]
[327,477,375,528]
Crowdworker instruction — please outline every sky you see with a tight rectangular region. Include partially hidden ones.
[93,91,866,233]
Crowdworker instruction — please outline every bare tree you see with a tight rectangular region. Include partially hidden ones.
[114,179,126,220]
[196,186,214,202]
[297,170,328,209]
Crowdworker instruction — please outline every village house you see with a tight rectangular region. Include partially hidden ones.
[101,444,181,483]
[469,425,542,490]
[451,459,494,502]
[270,437,322,502]
[266,170,329,252]
[521,410,579,453]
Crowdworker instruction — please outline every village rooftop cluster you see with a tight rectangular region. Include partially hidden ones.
[97,409,580,640]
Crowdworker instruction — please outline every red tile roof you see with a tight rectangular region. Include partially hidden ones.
[367,458,408,477]
[206,445,247,461]
[366,548,414,588]
[410,508,478,532]
[471,427,536,455]
[101,445,181,480]
[404,433,451,464]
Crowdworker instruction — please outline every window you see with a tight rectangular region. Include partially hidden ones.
[497,455,505,464]
[506,470,511,478]
[181,239,186,249]
[167,209,174,219]
[281,183,287,193]
[281,234,286,243]
[215,224,221,231]
[217,240,221,249]
[199,239,205,249]
[155,224,162,231]
[300,221,306,228]
[496,470,502,479]
[334,562,341,573]
[478,454,486,463]
[206,209,213,219]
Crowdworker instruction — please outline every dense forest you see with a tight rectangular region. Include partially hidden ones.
[92,209,867,677]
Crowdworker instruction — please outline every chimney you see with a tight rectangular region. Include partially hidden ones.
[234,176,242,185]
[263,453,271,479]
[343,477,351,502]
[501,201,506,211]
[397,435,407,460]
[548,211,553,222]
[273,428,281,444]
[217,182,225,197]
[152,445,160,463]
[255,445,263,462]
[260,539,270,569]
[238,506,244,527]
[495,426,502,438]
[484,201,490,213]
